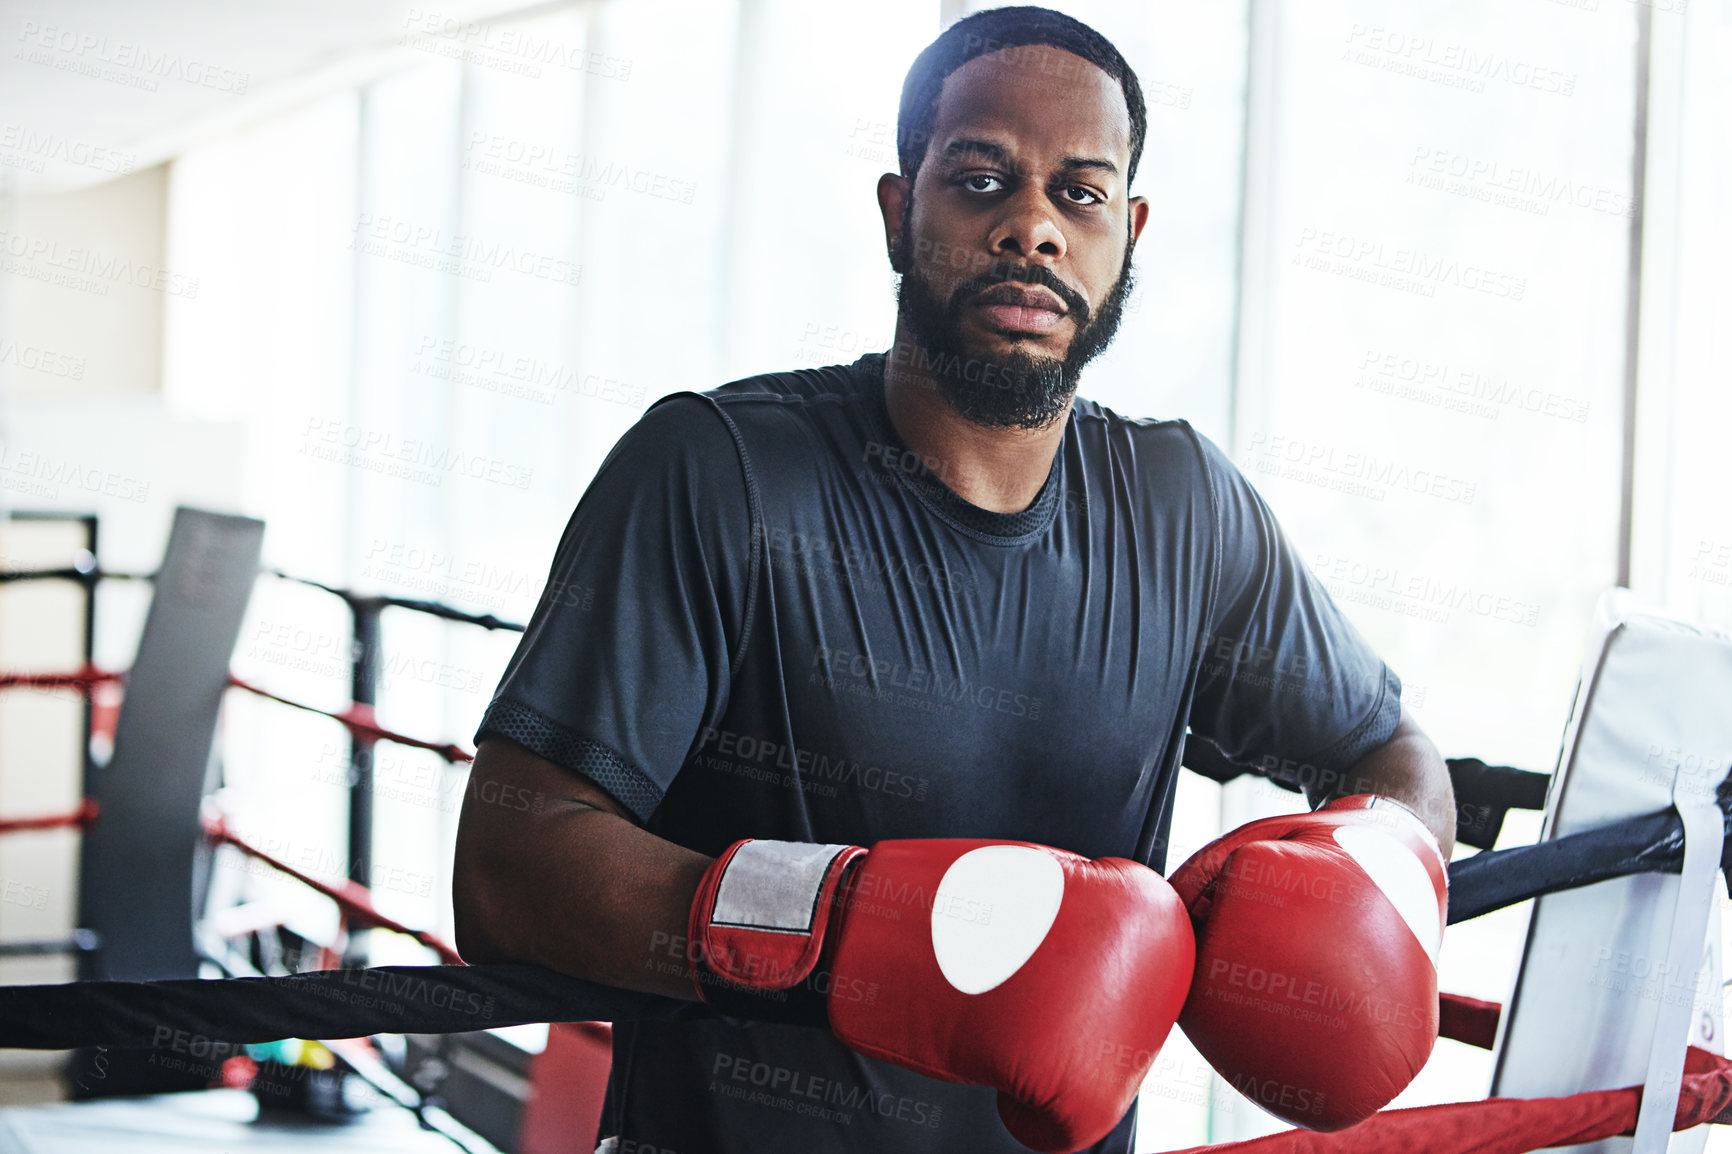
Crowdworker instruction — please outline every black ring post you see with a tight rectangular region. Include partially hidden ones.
[345,598,383,967]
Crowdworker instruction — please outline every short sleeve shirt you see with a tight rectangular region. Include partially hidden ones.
[476,352,1401,1154]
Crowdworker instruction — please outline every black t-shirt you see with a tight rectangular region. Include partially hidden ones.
[476,352,1401,1154]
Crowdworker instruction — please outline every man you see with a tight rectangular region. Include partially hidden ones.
[454,7,1456,1153]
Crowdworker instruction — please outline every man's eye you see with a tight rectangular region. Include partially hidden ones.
[1062,185,1103,205]
[961,173,1003,193]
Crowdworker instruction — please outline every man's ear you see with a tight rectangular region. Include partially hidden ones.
[877,172,911,274]
[1127,194,1150,247]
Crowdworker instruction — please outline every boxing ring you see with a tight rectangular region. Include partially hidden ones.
[0,506,1730,1154]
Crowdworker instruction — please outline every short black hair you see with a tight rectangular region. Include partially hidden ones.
[896,6,1147,191]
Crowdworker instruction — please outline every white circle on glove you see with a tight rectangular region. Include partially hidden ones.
[1332,826,1443,964]
[930,846,1064,995]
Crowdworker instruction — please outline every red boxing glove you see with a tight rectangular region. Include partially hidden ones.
[1170,795,1448,1131]
[690,837,1195,1153]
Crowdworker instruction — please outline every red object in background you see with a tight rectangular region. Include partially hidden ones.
[518,1023,612,1154]
[219,1054,259,1089]
[1170,1046,1732,1154]
[90,678,123,747]
[1438,992,1502,1051]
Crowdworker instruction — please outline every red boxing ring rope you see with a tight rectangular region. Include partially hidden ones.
[1174,1046,1732,1153]
[0,664,121,693]
[0,798,99,836]
[201,808,463,966]
[226,673,474,764]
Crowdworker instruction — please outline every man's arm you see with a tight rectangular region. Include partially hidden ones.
[1314,705,1456,858]
[452,736,711,1000]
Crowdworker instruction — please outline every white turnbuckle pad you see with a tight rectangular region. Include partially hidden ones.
[1492,589,1730,1154]
[930,846,1064,995]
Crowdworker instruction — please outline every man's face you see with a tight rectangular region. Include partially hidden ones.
[889,43,1145,430]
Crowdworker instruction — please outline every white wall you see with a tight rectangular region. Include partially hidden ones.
[0,165,246,997]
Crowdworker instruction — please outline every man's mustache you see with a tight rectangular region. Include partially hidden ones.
[953,263,1090,326]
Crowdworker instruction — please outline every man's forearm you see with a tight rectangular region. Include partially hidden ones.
[452,738,712,1000]
[1325,707,1456,858]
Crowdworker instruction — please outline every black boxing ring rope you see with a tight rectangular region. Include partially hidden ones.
[5,556,1732,1152]
[252,568,522,961]
[0,559,1723,1044]
[5,781,1729,1050]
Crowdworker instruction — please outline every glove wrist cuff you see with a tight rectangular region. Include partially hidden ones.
[689,839,865,999]
[1324,793,1448,878]
[1371,795,1446,872]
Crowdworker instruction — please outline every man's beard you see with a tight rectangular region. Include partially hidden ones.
[891,220,1137,431]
